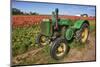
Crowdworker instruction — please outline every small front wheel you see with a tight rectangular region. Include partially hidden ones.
[35,34,47,46]
[50,37,69,60]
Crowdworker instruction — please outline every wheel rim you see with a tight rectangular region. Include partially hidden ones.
[40,36,47,46]
[81,28,88,43]
[56,43,66,57]
[40,36,46,42]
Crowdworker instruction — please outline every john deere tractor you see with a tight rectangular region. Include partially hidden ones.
[36,8,89,60]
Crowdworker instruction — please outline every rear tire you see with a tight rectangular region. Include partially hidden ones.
[80,23,89,43]
[50,37,69,60]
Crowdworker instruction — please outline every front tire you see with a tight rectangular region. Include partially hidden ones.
[35,34,47,46]
[50,37,69,60]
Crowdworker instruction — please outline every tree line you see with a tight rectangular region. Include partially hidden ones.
[12,8,39,15]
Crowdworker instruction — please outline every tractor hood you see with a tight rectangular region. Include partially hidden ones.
[58,19,72,26]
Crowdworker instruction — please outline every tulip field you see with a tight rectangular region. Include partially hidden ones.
[12,15,95,27]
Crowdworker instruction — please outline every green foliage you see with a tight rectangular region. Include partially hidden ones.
[69,40,85,49]
[12,25,40,56]
[42,45,50,55]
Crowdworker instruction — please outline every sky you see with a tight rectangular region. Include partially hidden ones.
[12,0,96,16]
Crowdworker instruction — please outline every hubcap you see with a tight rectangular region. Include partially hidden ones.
[40,36,46,42]
[40,36,47,46]
[56,43,66,56]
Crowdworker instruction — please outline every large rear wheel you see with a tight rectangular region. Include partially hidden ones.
[80,23,89,43]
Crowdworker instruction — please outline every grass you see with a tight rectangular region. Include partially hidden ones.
[89,20,96,32]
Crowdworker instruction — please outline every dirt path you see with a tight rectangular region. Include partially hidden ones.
[61,32,96,62]
[12,31,96,65]
[12,47,44,64]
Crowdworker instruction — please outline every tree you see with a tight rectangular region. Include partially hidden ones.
[29,12,39,15]
[12,8,39,15]
[12,8,24,15]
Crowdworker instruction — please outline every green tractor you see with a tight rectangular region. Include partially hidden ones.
[36,8,89,60]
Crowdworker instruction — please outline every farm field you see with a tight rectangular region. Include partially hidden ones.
[12,15,95,27]
[12,15,96,65]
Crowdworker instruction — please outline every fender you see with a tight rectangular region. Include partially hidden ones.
[74,20,89,29]
[65,28,74,40]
